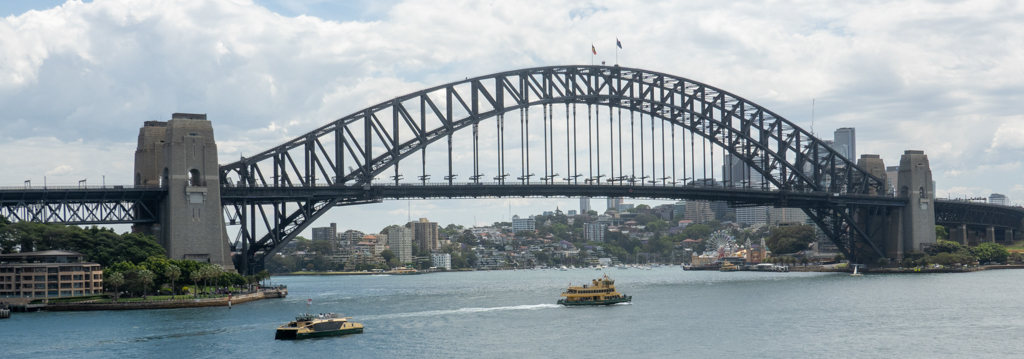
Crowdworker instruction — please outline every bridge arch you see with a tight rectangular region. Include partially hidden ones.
[218,65,889,273]
[223,66,882,194]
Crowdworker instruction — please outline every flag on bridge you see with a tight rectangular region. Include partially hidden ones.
[617,38,622,49]
[592,44,597,55]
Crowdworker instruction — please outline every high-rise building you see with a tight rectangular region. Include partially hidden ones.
[885,166,900,196]
[684,200,714,223]
[585,222,607,242]
[580,197,592,214]
[673,201,686,220]
[387,226,413,263]
[990,193,1009,206]
[606,197,623,212]
[512,215,536,232]
[339,229,366,246]
[311,227,333,241]
[833,127,856,160]
[769,207,808,225]
[408,218,439,252]
[735,206,768,225]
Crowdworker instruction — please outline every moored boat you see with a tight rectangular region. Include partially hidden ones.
[275,313,363,339]
[557,274,631,306]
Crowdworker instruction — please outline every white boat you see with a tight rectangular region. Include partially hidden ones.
[851,264,863,276]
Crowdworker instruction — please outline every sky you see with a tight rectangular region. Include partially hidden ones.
[2,0,1023,237]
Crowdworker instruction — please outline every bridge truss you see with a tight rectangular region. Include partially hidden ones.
[0,186,164,225]
[220,65,898,273]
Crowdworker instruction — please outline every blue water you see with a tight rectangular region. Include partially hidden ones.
[4,268,1024,358]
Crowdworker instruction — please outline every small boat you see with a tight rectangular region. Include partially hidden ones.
[275,312,363,340]
[851,265,863,276]
[557,274,632,306]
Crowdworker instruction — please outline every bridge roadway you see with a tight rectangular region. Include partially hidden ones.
[3,184,1021,235]
[219,182,908,209]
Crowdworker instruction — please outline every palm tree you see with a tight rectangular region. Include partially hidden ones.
[138,269,155,298]
[106,272,124,302]
[166,265,181,299]
[190,270,203,298]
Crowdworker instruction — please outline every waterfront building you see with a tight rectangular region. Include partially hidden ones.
[0,251,103,298]
[512,215,536,233]
[387,226,413,263]
[408,218,440,252]
[431,253,452,270]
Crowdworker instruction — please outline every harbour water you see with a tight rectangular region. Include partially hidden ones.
[4,268,1024,358]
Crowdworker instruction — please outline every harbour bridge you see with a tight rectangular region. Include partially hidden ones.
[2,65,1021,274]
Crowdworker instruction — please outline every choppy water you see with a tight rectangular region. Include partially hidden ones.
[4,268,1024,358]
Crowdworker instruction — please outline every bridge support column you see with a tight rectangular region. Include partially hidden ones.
[896,150,936,255]
[953,224,968,245]
[133,114,235,271]
[1006,228,1014,244]
[987,226,995,243]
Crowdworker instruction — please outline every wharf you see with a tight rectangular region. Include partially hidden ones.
[23,287,288,312]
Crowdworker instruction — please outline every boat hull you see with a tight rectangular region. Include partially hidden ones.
[275,326,363,340]
[557,296,632,306]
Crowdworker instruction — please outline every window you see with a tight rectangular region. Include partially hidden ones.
[60,275,71,281]
[189,169,202,186]
[73,283,83,288]
[48,275,58,282]
[73,275,83,280]
[60,283,71,289]
[34,283,45,289]
[34,276,44,281]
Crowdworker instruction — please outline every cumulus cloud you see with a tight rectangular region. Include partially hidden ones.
[2,0,1024,231]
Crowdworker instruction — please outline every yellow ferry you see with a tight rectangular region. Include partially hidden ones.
[275,312,363,340]
[557,274,632,306]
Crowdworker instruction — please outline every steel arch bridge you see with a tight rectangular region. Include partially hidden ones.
[219,65,902,273]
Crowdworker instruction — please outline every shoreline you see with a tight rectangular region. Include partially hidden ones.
[12,289,289,312]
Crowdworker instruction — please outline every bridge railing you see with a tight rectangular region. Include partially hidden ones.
[0,184,164,191]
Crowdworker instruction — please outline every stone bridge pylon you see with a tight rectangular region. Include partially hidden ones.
[132,113,234,270]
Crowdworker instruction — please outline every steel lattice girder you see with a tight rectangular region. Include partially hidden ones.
[935,200,1024,229]
[0,187,164,225]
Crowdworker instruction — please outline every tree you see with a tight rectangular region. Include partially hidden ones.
[927,240,966,255]
[765,225,816,254]
[166,265,181,298]
[935,225,949,240]
[137,269,155,298]
[380,249,395,266]
[972,242,1009,264]
[106,272,124,301]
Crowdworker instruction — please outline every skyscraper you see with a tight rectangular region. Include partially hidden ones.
[606,197,623,212]
[834,127,856,160]
[580,197,592,214]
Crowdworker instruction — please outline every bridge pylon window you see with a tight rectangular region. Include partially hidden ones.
[189,169,202,187]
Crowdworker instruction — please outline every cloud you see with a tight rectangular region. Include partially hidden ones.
[2,0,1024,232]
